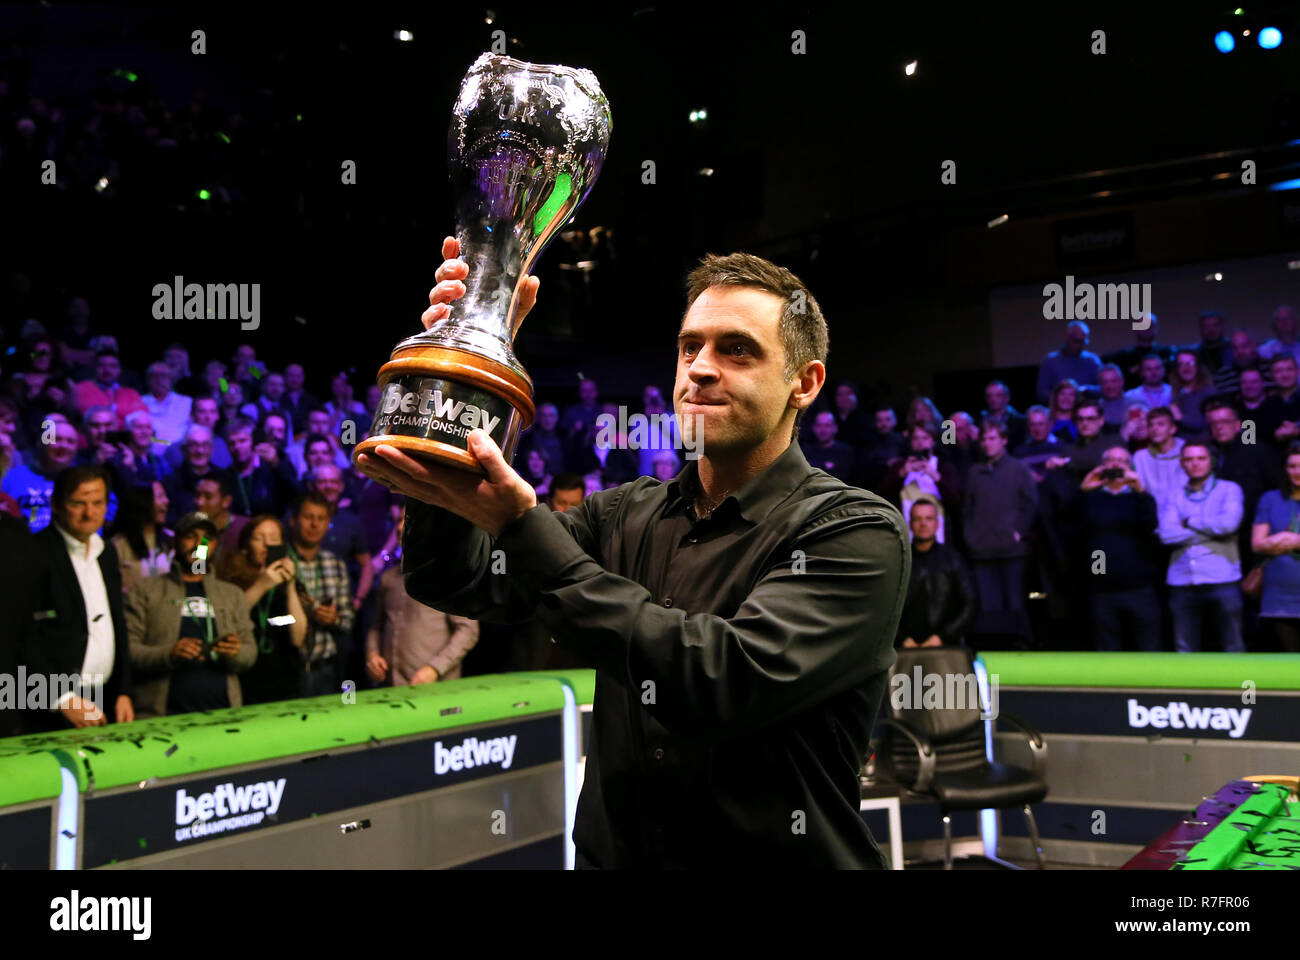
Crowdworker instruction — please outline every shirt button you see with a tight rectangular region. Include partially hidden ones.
[663,598,672,607]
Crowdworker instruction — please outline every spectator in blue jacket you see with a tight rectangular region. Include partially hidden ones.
[1037,321,1102,403]
[1157,441,1245,652]
[1250,441,1300,653]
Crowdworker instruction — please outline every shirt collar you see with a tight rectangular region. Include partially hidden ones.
[54,520,104,561]
[665,439,813,524]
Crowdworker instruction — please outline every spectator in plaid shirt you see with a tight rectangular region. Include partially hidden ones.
[287,491,353,696]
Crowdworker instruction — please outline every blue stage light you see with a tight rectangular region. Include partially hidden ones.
[1259,27,1282,49]
[1215,30,1236,52]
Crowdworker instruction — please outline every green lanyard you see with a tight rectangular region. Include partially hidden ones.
[255,587,276,653]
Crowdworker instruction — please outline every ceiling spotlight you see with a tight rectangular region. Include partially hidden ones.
[1259,26,1282,48]
[485,9,496,23]
[1215,30,1235,52]
[986,213,1009,228]
[697,167,715,176]
[904,60,918,76]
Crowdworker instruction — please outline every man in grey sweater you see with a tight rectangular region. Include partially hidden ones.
[962,422,1039,642]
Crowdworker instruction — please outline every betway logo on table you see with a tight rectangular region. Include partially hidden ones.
[173,778,286,842]
[434,734,517,774]
[381,383,500,434]
[1127,699,1251,739]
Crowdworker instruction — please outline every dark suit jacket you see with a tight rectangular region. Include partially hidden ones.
[279,390,321,433]
[22,524,134,730]
[0,514,35,736]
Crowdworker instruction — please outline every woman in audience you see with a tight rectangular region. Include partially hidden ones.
[522,447,554,497]
[10,336,65,403]
[109,481,174,595]
[1251,442,1300,652]
[904,396,943,434]
[1170,349,1217,438]
[216,514,308,704]
[1048,378,1079,442]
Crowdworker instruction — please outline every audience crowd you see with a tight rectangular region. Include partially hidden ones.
[2,292,1296,734]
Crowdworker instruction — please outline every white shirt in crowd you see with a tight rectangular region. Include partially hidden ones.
[53,521,115,709]
[142,390,194,449]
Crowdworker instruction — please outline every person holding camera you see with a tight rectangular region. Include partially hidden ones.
[287,491,353,697]
[1078,446,1163,651]
[126,511,256,718]
[215,514,309,704]
[878,422,960,543]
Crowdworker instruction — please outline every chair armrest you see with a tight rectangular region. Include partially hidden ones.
[994,711,1047,779]
[871,716,937,793]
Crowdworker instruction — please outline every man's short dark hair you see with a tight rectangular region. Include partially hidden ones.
[53,464,112,506]
[911,493,941,514]
[1074,400,1102,420]
[682,252,829,440]
[1274,353,1299,369]
[224,415,257,439]
[550,472,585,495]
[303,432,332,452]
[94,347,119,362]
[195,469,235,500]
[1204,397,1240,419]
[985,379,1009,395]
[291,490,332,517]
[1147,405,1175,424]
[1141,352,1166,366]
[979,420,1008,440]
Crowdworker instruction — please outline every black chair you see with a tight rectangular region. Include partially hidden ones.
[868,645,1049,869]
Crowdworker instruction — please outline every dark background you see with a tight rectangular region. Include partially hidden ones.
[5,1,1300,411]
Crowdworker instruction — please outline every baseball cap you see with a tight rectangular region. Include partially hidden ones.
[175,511,218,540]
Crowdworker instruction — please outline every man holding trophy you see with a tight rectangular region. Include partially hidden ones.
[355,54,908,868]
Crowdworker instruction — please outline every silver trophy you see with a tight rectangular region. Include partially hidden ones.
[355,52,612,475]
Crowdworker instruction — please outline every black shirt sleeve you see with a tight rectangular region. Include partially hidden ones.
[490,498,908,741]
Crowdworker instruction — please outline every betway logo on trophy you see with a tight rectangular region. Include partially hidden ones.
[354,52,612,476]
[374,379,504,444]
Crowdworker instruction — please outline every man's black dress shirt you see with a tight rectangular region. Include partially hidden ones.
[403,439,909,868]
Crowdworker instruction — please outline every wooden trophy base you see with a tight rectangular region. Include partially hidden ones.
[353,344,534,478]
